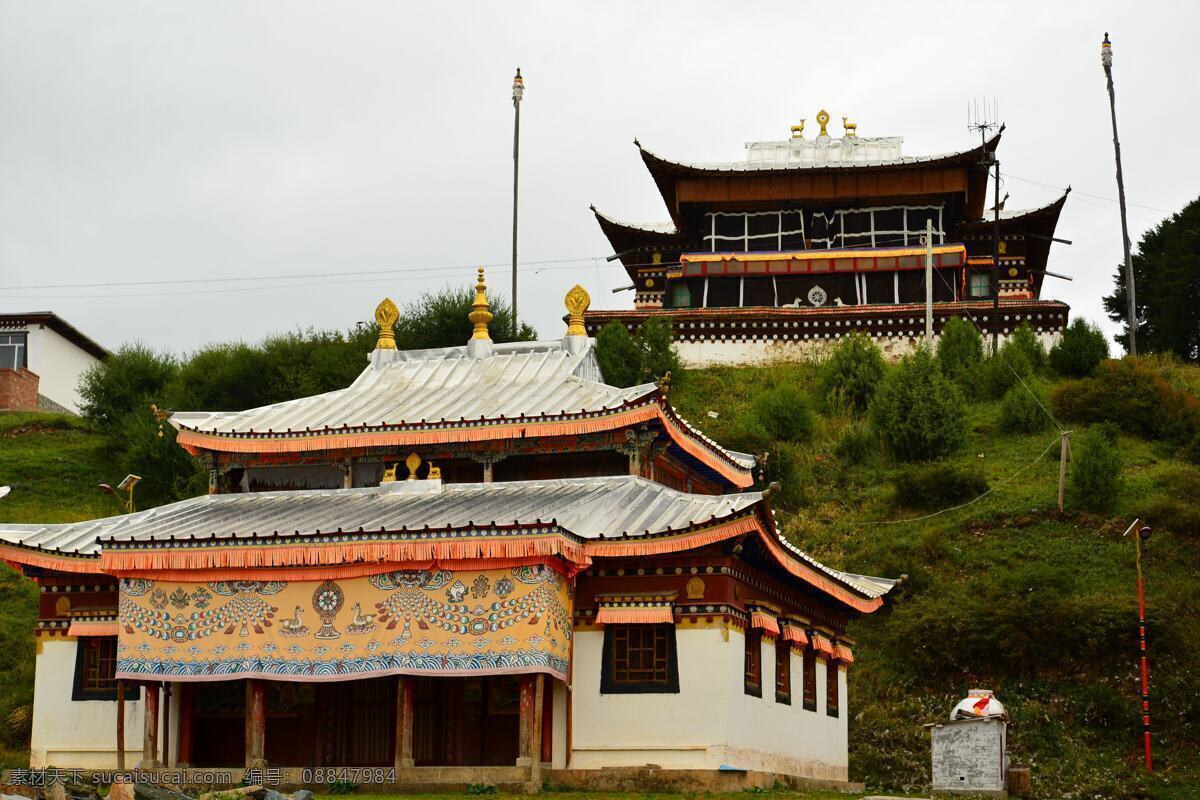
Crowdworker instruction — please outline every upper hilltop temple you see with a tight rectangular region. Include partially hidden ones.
[0,272,893,789]
[588,111,1070,365]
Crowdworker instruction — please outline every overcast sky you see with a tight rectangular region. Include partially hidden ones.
[1,1,1195,354]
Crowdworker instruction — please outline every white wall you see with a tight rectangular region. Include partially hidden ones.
[569,626,849,781]
[23,325,102,413]
[30,640,144,768]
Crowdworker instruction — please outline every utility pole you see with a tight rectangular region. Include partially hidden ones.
[968,102,1003,354]
[1102,33,1138,355]
[1124,519,1153,771]
[511,68,524,338]
[1057,430,1071,513]
[924,218,934,344]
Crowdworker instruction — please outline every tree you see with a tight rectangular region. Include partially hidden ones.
[395,286,536,351]
[1103,196,1200,360]
[1049,319,1110,378]
[78,344,177,432]
[817,333,886,413]
[594,318,681,388]
[937,316,983,388]
[869,346,968,461]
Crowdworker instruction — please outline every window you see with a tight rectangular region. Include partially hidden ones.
[601,624,679,694]
[826,659,840,717]
[71,637,136,701]
[0,333,27,370]
[744,629,762,697]
[775,641,791,704]
[969,272,992,298]
[705,211,807,253]
[802,646,817,711]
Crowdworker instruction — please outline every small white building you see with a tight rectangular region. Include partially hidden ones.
[0,312,108,414]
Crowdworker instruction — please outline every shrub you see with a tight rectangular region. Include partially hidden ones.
[817,333,886,413]
[834,421,878,465]
[1068,428,1123,512]
[869,347,968,461]
[937,316,983,387]
[750,384,814,443]
[997,381,1053,435]
[975,338,1038,401]
[639,317,682,386]
[1051,357,1200,442]
[892,462,988,508]
[594,322,642,388]
[78,344,177,432]
[1181,432,1200,465]
[1049,319,1110,378]
[1006,322,1048,373]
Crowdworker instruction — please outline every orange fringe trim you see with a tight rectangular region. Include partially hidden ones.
[113,556,570,583]
[0,545,103,575]
[175,403,754,488]
[812,632,835,656]
[68,620,119,637]
[834,643,855,664]
[99,536,590,575]
[595,606,674,625]
[781,623,809,646]
[750,609,780,636]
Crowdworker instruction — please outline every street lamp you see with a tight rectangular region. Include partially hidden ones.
[1123,518,1153,771]
[99,474,141,514]
[511,67,525,338]
[1101,33,1139,355]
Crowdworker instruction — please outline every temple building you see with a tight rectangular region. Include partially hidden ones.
[0,273,893,788]
[588,111,1071,365]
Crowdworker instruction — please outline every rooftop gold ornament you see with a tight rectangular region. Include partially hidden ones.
[564,285,591,337]
[842,116,858,138]
[468,268,493,341]
[816,109,831,137]
[405,452,422,480]
[374,298,399,350]
[790,118,806,138]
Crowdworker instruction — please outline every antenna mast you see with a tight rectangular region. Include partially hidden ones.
[968,99,1004,354]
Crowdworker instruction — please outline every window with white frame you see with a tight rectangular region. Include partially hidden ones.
[704,211,806,252]
[969,272,991,298]
[0,333,28,370]
[812,205,946,250]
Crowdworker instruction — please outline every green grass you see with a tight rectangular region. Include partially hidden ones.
[4,355,1200,800]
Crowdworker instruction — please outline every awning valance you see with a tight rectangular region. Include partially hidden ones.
[116,565,572,682]
[672,244,967,279]
[595,606,674,625]
[812,632,836,657]
[749,609,780,636]
[68,619,119,637]
[834,643,855,664]
[780,623,809,646]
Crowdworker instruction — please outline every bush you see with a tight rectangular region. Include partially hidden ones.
[834,421,878,464]
[395,285,536,350]
[751,384,814,443]
[79,344,177,432]
[1051,357,1200,443]
[975,334,1042,401]
[594,318,681,388]
[1006,322,1049,373]
[1050,319,1110,378]
[1068,428,1123,512]
[997,381,1053,435]
[937,316,983,387]
[892,462,988,508]
[869,347,968,461]
[817,333,886,413]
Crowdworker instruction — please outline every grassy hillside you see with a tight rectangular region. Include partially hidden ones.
[3,356,1199,799]
[670,362,1200,800]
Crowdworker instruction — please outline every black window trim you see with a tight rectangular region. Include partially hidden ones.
[72,636,140,702]
[825,658,840,718]
[600,623,680,695]
[774,639,792,705]
[743,628,763,698]
[802,645,818,712]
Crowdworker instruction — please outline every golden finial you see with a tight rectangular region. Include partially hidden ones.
[468,268,493,341]
[427,461,442,481]
[816,109,831,137]
[150,404,172,438]
[842,116,857,138]
[790,119,805,138]
[374,298,399,350]
[405,452,422,481]
[565,285,591,337]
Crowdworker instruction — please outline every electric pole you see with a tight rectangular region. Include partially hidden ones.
[511,68,524,338]
[1102,33,1138,355]
[924,218,934,345]
[968,101,1003,354]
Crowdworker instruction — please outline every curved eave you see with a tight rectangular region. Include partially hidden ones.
[592,206,689,279]
[965,189,1069,292]
[176,397,755,489]
[639,131,1002,226]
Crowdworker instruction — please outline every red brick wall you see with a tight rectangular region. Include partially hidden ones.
[0,368,39,411]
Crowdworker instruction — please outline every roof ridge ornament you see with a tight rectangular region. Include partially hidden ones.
[564,285,590,337]
[790,118,805,139]
[375,298,399,350]
[842,115,858,138]
[816,109,831,139]
[469,268,493,342]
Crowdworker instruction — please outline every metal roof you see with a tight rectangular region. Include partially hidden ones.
[640,135,988,173]
[0,476,760,555]
[171,339,651,435]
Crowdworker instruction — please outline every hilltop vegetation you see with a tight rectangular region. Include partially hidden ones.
[3,320,1200,797]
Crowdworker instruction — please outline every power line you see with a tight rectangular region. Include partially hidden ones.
[1001,172,1172,215]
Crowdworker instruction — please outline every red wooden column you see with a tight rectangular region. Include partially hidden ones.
[530,675,546,785]
[176,683,194,767]
[140,682,160,769]
[394,676,414,770]
[516,675,535,766]
[116,679,126,770]
[245,680,267,768]
[161,683,172,768]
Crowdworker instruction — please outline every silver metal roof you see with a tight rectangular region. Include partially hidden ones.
[0,476,760,556]
[643,136,981,173]
[171,338,651,435]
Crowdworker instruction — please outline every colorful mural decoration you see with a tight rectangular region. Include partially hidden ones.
[116,566,572,681]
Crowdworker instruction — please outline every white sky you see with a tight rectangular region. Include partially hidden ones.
[1,1,1195,353]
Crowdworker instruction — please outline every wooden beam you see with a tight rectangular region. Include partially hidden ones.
[516,675,534,766]
[116,679,125,770]
[394,676,414,770]
[532,674,546,784]
[245,680,266,769]
[141,682,159,769]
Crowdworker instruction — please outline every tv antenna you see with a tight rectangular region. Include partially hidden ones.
[967,97,1005,353]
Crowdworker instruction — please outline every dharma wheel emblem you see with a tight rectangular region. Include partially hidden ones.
[808,285,828,307]
[312,580,344,639]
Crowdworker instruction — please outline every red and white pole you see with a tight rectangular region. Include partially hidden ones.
[1126,518,1152,771]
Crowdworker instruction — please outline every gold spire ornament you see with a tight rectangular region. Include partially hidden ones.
[842,116,858,138]
[816,109,831,137]
[374,298,399,350]
[468,268,493,341]
[564,285,591,337]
